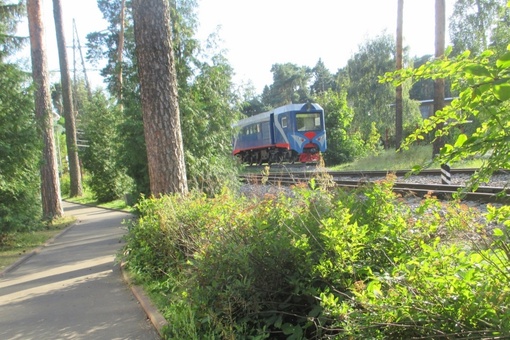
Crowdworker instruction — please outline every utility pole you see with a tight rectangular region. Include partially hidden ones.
[73,20,92,101]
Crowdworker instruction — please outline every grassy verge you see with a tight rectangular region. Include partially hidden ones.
[64,190,134,212]
[330,145,484,171]
[0,216,76,271]
[239,145,484,173]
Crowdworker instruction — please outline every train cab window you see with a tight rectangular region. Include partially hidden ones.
[243,124,261,135]
[281,116,288,128]
[296,113,322,131]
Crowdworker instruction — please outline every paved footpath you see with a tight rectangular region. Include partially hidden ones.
[0,201,161,340]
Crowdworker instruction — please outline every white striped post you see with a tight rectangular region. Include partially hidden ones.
[441,163,451,185]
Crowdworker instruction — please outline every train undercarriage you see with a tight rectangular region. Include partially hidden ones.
[237,146,320,165]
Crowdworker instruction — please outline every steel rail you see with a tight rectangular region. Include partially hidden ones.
[240,172,510,204]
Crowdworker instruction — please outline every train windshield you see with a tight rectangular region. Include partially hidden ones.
[296,112,322,131]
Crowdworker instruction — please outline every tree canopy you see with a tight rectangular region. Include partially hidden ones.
[449,0,509,56]
[382,44,510,187]
[86,0,239,197]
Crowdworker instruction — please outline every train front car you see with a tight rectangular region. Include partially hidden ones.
[273,103,327,163]
[232,103,327,164]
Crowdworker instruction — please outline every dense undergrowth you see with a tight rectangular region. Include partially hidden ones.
[122,177,510,339]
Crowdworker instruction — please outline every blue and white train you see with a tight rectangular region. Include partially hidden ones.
[232,103,327,164]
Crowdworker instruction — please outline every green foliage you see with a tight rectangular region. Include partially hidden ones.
[0,1,40,233]
[180,54,241,196]
[117,88,150,197]
[346,33,398,139]
[315,90,364,165]
[262,63,312,107]
[0,63,41,233]
[310,59,336,95]
[342,200,510,338]
[332,145,486,172]
[486,204,510,263]
[123,188,332,338]
[449,0,509,57]
[365,121,384,156]
[0,1,26,59]
[381,45,510,189]
[124,181,509,338]
[321,185,509,338]
[90,0,239,197]
[59,172,70,197]
[80,91,133,203]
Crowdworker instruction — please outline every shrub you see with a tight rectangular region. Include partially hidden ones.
[60,173,70,197]
[123,181,510,339]
[315,182,510,338]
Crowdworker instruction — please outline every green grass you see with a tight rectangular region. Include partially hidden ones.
[64,190,134,213]
[330,145,484,171]
[240,145,484,173]
[0,216,76,271]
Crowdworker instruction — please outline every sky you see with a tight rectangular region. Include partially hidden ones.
[17,0,454,93]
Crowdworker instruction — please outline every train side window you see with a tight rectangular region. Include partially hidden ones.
[281,116,287,128]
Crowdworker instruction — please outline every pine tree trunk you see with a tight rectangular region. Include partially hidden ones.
[132,0,188,196]
[27,0,63,219]
[53,0,82,197]
[395,0,404,149]
[117,0,125,107]
[433,0,446,156]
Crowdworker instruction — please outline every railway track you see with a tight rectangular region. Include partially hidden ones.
[240,169,510,204]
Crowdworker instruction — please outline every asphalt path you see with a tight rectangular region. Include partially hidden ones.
[0,201,161,340]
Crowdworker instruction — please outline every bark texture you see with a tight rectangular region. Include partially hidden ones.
[433,0,446,156]
[132,0,188,196]
[53,0,82,197]
[27,0,63,219]
[395,0,404,149]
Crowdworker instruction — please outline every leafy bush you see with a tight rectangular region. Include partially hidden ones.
[123,181,510,339]
[59,173,70,198]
